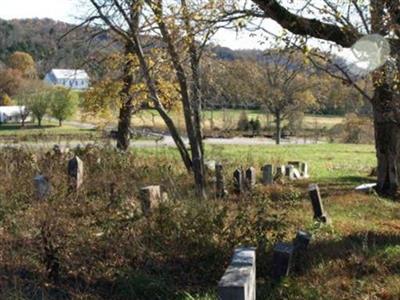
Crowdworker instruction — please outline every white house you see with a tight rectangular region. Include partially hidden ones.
[44,69,90,90]
[0,106,27,123]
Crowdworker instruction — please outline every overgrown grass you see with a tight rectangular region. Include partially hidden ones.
[0,143,398,300]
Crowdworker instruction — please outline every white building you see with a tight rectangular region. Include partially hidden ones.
[0,106,27,123]
[44,69,90,90]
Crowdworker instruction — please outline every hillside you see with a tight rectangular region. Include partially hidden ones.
[0,18,265,77]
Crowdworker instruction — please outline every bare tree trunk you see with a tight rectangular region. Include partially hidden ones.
[372,82,400,197]
[275,113,281,145]
[59,119,62,127]
[117,103,133,150]
[38,117,42,127]
[116,43,136,151]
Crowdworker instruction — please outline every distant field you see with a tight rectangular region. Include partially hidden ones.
[0,120,97,142]
[132,109,344,132]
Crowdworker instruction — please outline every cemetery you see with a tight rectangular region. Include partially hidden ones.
[0,142,399,299]
[0,0,399,299]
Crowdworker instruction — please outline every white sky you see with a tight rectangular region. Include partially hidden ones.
[0,0,278,50]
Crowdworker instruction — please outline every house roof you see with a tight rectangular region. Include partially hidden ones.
[50,69,89,80]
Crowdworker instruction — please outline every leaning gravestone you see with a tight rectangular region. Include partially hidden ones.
[68,155,84,191]
[218,247,256,300]
[245,167,256,190]
[272,242,294,280]
[33,175,51,200]
[233,168,245,194]
[262,164,274,185]
[308,184,329,223]
[140,185,161,215]
[216,162,227,198]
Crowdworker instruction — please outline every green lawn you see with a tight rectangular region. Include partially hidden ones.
[135,143,376,184]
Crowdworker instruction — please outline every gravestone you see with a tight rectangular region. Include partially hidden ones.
[300,162,309,178]
[245,167,256,190]
[308,184,329,223]
[205,160,216,173]
[293,230,312,251]
[274,165,285,182]
[285,165,296,180]
[33,175,51,200]
[233,168,245,194]
[140,185,161,215]
[216,162,227,198]
[218,247,256,300]
[272,242,294,279]
[67,155,84,191]
[262,164,273,185]
[288,161,301,169]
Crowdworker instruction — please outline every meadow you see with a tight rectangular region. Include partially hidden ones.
[1,142,399,299]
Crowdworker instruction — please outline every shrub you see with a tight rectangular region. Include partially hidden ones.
[237,111,249,131]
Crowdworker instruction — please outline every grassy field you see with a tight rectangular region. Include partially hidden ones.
[1,143,399,299]
[0,120,99,142]
[132,109,344,132]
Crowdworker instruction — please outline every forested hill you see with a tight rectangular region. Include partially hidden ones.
[0,18,264,76]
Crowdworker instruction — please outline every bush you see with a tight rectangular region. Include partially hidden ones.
[237,111,249,131]
[328,113,374,144]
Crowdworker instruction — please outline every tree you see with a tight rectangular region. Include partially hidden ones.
[30,88,50,127]
[0,94,14,106]
[255,51,316,144]
[8,51,37,78]
[84,0,229,198]
[49,87,78,127]
[250,0,400,196]
[0,68,23,97]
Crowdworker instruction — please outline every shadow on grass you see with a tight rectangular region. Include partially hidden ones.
[256,231,400,299]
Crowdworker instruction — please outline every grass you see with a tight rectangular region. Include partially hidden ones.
[132,109,344,132]
[0,143,399,300]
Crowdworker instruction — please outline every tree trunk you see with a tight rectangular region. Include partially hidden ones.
[38,117,42,127]
[372,82,400,197]
[275,113,281,145]
[59,119,62,127]
[116,104,133,151]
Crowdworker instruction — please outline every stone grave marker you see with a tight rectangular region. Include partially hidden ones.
[272,242,294,279]
[218,247,256,300]
[34,175,51,200]
[245,167,256,190]
[262,164,273,185]
[288,161,301,169]
[308,184,329,223]
[140,185,161,215]
[68,155,84,191]
[300,162,309,178]
[285,165,297,180]
[233,168,245,194]
[293,230,312,251]
[274,165,285,182]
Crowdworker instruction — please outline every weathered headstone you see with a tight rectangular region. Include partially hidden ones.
[308,184,329,223]
[216,162,227,198]
[288,161,301,169]
[272,242,294,279]
[262,164,273,185]
[218,247,256,300]
[355,183,377,193]
[67,155,84,191]
[140,185,161,215]
[233,168,245,194]
[33,175,51,200]
[285,165,296,180]
[245,167,256,190]
[300,162,309,178]
[205,160,217,173]
[293,230,312,251]
[274,165,285,182]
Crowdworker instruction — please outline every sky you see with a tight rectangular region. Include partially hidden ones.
[0,0,279,50]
